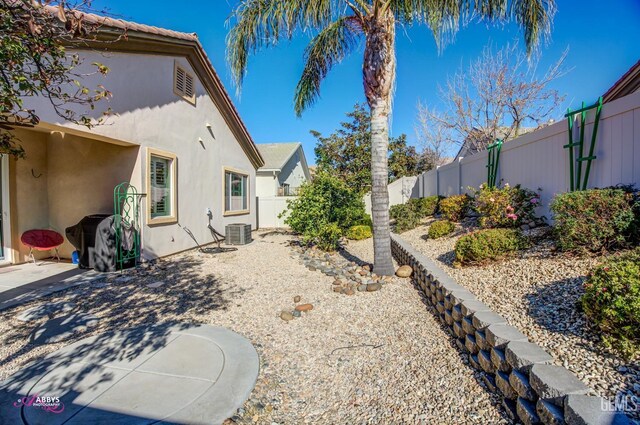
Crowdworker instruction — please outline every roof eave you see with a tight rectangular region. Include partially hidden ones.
[66,27,265,169]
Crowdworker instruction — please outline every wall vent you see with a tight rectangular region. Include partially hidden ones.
[174,61,196,105]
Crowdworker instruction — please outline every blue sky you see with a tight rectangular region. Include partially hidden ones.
[93,1,640,164]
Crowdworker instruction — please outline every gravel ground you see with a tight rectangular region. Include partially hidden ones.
[0,230,510,424]
[401,220,640,422]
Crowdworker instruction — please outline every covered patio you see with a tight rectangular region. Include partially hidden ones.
[2,125,140,265]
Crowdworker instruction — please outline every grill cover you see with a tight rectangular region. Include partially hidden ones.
[65,214,116,272]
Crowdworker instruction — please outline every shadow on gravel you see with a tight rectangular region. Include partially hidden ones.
[436,251,456,267]
[257,229,294,239]
[524,276,588,338]
[336,248,369,267]
[0,255,242,372]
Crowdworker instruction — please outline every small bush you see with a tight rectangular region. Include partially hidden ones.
[428,220,455,239]
[282,172,366,250]
[440,194,471,222]
[408,196,440,218]
[316,223,342,251]
[454,228,528,265]
[474,183,541,228]
[582,248,640,359]
[390,203,420,233]
[346,225,372,240]
[550,188,639,253]
[360,214,373,228]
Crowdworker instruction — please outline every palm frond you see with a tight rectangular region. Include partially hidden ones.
[388,0,554,54]
[294,17,363,116]
[510,0,555,54]
[226,0,337,88]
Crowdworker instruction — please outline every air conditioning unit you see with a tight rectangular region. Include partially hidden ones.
[225,223,252,245]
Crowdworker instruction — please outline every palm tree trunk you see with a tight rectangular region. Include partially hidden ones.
[364,11,396,276]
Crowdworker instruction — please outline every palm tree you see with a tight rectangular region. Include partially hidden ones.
[227,0,555,276]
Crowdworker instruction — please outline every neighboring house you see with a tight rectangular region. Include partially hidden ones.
[603,60,640,103]
[255,143,311,197]
[453,126,535,161]
[1,11,264,265]
[254,143,311,229]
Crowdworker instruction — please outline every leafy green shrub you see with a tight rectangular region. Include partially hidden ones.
[582,248,640,359]
[390,203,420,233]
[439,194,471,222]
[428,220,455,239]
[346,225,372,240]
[282,172,366,250]
[360,214,373,228]
[454,228,528,265]
[408,196,440,218]
[550,188,639,252]
[316,223,342,251]
[474,183,541,228]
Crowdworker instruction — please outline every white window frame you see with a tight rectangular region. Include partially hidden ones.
[147,148,178,225]
[223,168,250,216]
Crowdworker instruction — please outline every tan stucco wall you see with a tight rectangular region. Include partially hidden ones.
[18,51,258,261]
[9,130,49,262]
[47,133,139,257]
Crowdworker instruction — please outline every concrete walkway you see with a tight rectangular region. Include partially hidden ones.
[0,262,102,311]
[0,324,259,425]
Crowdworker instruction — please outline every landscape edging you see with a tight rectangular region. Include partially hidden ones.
[390,233,630,425]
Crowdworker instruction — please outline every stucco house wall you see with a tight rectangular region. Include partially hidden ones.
[10,50,259,262]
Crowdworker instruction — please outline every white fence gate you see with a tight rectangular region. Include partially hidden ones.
[257,196,296,228]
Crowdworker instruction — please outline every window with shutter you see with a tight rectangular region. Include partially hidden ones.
[147,149,177,224]
[174,61,196,105]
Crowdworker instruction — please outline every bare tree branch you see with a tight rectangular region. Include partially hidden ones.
[416,41,569,158]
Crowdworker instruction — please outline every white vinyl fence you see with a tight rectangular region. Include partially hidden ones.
[257,196,295,228]
[364,176,418,215]
[384,90,640,218]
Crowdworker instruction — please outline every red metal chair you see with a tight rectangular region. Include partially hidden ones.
[20,229,64,265]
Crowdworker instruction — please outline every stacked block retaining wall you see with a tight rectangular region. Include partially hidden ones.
[390,234,630,425]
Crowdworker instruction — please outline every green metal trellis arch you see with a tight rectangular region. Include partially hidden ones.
[563,97,603,191]
[113,182,140,271]
[486,139,503,188]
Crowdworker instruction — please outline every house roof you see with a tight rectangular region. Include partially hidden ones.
[43,5,265,168]
[603,60,640,103]
[256,143,303,171]
[453,126,535,161]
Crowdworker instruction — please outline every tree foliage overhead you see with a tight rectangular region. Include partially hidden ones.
[0,0,113,157]
[313,103,426,194]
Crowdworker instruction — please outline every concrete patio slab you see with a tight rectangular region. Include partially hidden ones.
[0,262,103,311]
[0,324,259,425]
